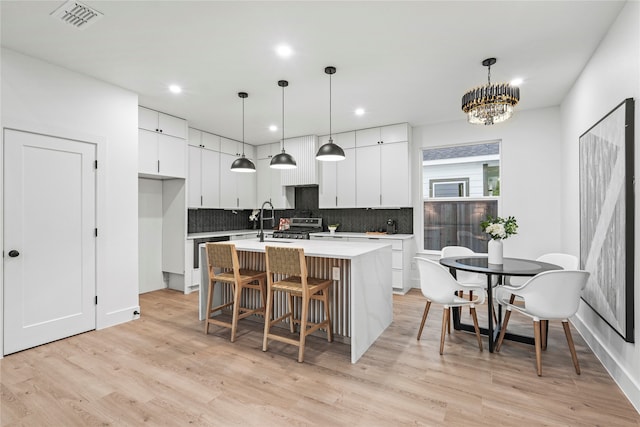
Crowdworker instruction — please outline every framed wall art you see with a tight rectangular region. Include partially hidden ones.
[579,98,634,343]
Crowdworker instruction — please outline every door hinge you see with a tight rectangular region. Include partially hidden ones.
[95,296,98,305]
[94,160,98,169]
[95,228,98,237]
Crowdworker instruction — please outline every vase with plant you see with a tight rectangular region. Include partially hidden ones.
[328,224,339,234]
[480,215,518,264]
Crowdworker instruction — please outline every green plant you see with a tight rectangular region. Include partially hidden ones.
[480,215,517,240]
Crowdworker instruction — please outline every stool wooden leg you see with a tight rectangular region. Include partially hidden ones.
[323,291,333,343]
[417,300,431,340]
[262,285,274,352]
[230,283,240,343]
[298,297,309,363]
[204,280,215,334]
[287,293,296,333]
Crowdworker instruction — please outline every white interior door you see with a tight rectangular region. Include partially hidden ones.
[4,129,96,355]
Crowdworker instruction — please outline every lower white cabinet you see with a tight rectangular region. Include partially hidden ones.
[310,234,415,293]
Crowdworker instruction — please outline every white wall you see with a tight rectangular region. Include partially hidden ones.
[1,48,140,356]
[412,106,563,259]
[559,1,640,412]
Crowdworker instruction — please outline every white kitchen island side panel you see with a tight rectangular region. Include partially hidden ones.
[198,240,392,363]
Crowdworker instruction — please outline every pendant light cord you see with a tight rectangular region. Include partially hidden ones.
[329,71,332,141]
[281,83,285,151]
[242,96,245,156]
[487,63,492,85]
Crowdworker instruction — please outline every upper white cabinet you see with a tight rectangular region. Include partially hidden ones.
[219,152,257,209]
[139,106,187,139]
[188,128,220,208]
[280,135,319,186]
[355,123,408,147]
[355,123,411,208]
[318,131,356,208]
[138,106,187,178]
[256,142,294,209]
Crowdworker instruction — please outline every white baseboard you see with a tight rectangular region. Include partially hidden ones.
[572,314,640,414]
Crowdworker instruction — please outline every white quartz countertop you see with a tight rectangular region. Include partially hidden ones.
[200,237,391,259]
[187,229,266,240]
[311,232,414,240]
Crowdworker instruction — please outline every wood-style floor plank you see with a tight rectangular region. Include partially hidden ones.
[1,288,638,426]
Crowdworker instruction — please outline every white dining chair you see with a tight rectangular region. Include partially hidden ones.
[508,253,578,287]
[441,246,496,322]
[495,270,590,376]
[415,257,485,355]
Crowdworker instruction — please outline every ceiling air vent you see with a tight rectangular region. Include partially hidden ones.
[50,0,103,30]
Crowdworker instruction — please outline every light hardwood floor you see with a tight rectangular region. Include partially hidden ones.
[1,289,639,426]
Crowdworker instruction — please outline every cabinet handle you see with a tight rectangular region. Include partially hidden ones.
[201,195,203,206]
[237,197,239,207]
[157,160,160,173]
[336,196,338,207]
[379,194,382,205]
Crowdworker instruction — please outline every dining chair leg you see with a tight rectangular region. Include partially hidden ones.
[563,321,581,375]
[495,309,512,352]
[533,320,543,376]
[440,307,449,355]
[417,300,431,340]
[469,290,474,314]
[470,306,483,352]
[541,320,548,351]
[262,286,274,352]
[447,308,451,335]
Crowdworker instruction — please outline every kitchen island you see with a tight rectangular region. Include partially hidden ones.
[199,238,392,363]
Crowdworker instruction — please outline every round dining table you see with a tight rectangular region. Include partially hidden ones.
[439,256,562,352]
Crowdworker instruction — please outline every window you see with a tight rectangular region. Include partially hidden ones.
[422,142,500,252]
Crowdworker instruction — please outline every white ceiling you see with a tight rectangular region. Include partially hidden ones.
[0,1,626,145]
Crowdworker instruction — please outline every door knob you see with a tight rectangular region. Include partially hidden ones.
[8,250,19,257]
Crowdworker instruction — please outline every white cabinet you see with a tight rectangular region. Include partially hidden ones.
[219,152,257,209]
[138,107,187,179]
[188,129,221,208]
[319,132,357,208]
[257,142,294,209]
[355,123,410,208]
[139,106,187,139]
[354,123,408,147]
[138,129,186,178]
[309,234,415,293]
[280,135,319,186]
[220,137,255,159]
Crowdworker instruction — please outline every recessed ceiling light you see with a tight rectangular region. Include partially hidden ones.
[169,84,182,94]
[269,125,278,132]
[275,44,293,58]
[510,78,523,86]
[355,108,365,116]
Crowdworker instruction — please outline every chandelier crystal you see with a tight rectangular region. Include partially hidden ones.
[461,58,520,125]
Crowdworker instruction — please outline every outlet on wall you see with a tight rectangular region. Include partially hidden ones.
[332,267,340,281]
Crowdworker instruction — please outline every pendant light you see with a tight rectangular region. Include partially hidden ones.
[230,92,256,172]
[270,80,297,169]
[316,66,345,161]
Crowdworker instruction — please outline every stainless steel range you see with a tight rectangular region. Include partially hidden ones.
[272,218,323,239]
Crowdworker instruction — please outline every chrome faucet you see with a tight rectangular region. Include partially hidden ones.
[259,200,275,242]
